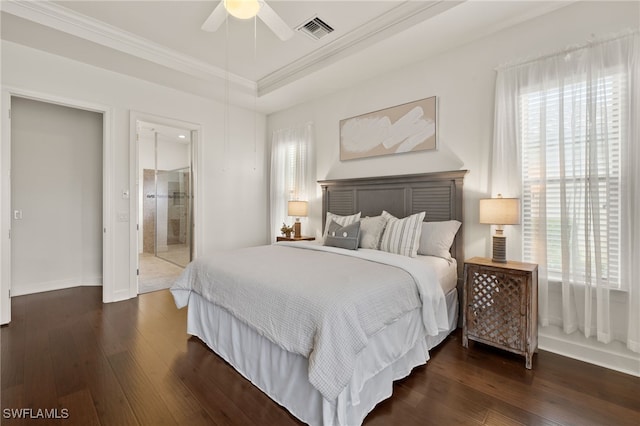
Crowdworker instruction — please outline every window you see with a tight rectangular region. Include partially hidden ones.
[520,71,624,289]
[496,32,638,348]
[269,123,314,240]
[284,139,308,201]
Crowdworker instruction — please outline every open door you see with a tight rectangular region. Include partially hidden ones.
[135,119,194,294]
[1,90,114,325]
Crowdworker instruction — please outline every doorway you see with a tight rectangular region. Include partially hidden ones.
[137,120,193,294]
[10,96,103,296]
[2,89,115,325]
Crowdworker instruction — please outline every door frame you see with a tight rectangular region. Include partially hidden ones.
[129,111,201,296]
[1,87,114,324]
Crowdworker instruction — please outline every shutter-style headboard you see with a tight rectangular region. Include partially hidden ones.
[319,170,468,292]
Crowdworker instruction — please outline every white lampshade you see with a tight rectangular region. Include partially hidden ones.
[224,0,261,19]
[479,197,520,225]
[479,195,520,263]
[288,201,308,217]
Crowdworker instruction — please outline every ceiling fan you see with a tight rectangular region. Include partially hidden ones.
[202,0,294,41]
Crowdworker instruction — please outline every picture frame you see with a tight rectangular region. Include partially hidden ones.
[339,96,438,161]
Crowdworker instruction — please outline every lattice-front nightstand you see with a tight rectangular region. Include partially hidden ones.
[276,236,315,242]
[462,257,538,369]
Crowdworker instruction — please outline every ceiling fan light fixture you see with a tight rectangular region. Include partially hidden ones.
[224,0,261,20]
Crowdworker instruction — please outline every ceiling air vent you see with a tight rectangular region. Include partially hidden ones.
[297,16,334,40]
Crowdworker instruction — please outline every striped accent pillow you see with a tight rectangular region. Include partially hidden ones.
[379,210,426,257]
[323,212,361,239]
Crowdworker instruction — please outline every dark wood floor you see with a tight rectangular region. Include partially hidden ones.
[1,287,638,425]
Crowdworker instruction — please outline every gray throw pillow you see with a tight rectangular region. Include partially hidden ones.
[324,220,361,250]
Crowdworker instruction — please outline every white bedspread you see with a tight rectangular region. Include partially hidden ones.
[171,242,448,400]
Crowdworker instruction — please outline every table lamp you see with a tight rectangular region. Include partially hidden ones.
[288,201,308,238]
[479,195,520,263]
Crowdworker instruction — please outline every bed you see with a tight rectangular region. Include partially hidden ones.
[171,170,467,425]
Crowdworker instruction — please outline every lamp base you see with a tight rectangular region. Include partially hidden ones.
[293,220,301,238]
[492,234,507,263]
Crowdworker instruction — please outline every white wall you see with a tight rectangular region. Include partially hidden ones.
[2,40,268,308]
[269,1,638,253]
[267,1,639,373]
[139,137,191,172]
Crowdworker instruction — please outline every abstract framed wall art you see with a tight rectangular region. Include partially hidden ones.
[339,96,438,161]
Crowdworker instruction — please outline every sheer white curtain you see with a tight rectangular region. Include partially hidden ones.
[492,32,639,352]
[269,122,315,241]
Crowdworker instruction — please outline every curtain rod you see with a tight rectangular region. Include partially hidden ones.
[495,29,638,72]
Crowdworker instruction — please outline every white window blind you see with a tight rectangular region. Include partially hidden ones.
[520,71,624,289]
[285,140,307,200]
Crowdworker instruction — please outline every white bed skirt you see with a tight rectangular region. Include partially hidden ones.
[185,288,458,426]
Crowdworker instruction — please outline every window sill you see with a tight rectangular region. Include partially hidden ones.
[546,279,628,302]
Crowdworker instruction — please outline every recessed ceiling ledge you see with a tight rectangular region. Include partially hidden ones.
[257,0,463,97]
[2,0,256,92]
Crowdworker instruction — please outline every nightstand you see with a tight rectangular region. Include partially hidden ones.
[462,257,538,369]
[276,236,315,242]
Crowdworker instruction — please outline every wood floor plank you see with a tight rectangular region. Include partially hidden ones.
[133,296,300,425]
[205,340,300,425]
[525,348,640,412]
[397,355,560,426]
[66,306,140,426]
[366,382,482,426]
[98,300,141,356]
[0,385,26,426]
[484,409,527,426]
[48,325,86,398]
[21,353,61,426]
[187,341,301,426]
[1,295,26,391]
[397,368,491,423]
[74,349,139,426]
[431,339,638,426]
[2,287,639,426]
[107,350,178,426]
[58,389,100,426]
[171,362,248,425]
[125,328,215,425]
[0,326,25,390]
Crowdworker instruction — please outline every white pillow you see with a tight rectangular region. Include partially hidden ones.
[379,210,426,257]
[418,220,461,260]
[323,212,361,239]
[359,216,387,249]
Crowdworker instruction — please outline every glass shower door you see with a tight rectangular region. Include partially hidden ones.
[155,167,191,267]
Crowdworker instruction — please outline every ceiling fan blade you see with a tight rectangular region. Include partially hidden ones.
[201,2,227,32]
[257,2,294,41]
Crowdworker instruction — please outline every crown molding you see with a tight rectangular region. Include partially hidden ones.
[2,0,256,92]
[4,0,464,101]
[257,0,462,97]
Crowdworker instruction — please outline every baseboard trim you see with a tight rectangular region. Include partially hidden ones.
[539,325,640,377]
[11,277,102,297]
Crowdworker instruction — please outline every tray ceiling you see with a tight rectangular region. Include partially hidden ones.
[1,1,573,113]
